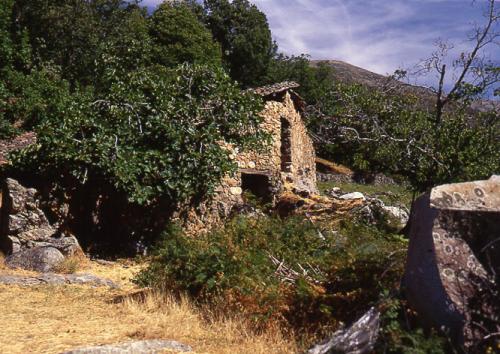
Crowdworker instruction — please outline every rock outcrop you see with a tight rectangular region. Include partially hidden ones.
[0,273,117,288]
[5,247,65,272]
[308,307,380,354]
[61,340,192,353]
[0,178,81,270]
[403,175,499,349]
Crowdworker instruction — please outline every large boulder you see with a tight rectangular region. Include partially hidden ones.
[5,246,64,272]
[403,175,499,349]
[0,178,82,270]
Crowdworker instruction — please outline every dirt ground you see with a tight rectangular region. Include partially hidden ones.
[0,258,296,354]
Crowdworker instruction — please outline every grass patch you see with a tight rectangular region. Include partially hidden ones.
[0,263,296,354]
[53,254,89,274]
[318,181,414,207]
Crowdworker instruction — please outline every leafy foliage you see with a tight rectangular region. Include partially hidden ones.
[376,295,447,354]
[149,2,221,68]
[202,0,275,87]
[10,64,266,206]
[137,215,407,333]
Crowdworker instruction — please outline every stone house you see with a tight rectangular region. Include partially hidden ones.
[183,82,317,231]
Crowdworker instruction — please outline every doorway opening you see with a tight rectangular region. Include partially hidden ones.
[241,173,272,203]
[280,117,292,172]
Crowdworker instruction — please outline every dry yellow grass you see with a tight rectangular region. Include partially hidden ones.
[0,260,297,354]
[315,157,353,176]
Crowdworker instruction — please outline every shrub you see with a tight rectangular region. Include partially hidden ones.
[137,215,408,333]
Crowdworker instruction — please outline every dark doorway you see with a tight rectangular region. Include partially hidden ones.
[280,117,292,172]
[241,173,272,203]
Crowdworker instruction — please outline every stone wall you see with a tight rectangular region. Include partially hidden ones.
[182,90,317,234]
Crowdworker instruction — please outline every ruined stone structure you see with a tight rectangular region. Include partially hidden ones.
[0,83,317,240]
[182,82,317,232]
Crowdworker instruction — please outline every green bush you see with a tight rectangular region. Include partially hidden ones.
[376,295,447,354]
[137,215,408,332]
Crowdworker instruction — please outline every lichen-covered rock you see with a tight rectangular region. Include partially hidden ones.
[61,340,192,353]
[5,247,65,272]
[308,307,380,354]
[403,175,500,349]
[0,178,81,257]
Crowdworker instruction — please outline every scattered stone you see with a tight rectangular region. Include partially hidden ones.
[316,173,352,184]
[372,173,396,186]
[94,259,116,266]
[61,340,192,353]
[308,307,380,354]
[380,205,409,226]
[354,197,409,229]
[0,273,117,288]
[5,246,64,272]
[339,192,366,201]
[403,175,500,349]
[0,178,82,257]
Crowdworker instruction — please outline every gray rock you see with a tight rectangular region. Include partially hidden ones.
[339,192,366,201]
[308,307,380,354]
[5,246,64,272]
[0,178,82,259]
[355,197,409,228]
[380,205,409,226]
[61,340,192,353]
[0,273,118,288]
[403,175,500,348]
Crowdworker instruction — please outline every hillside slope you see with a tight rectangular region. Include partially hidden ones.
[310,60,499,112]
[310,59,435,99]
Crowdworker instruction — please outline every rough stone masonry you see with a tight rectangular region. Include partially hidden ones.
[182,82,318,233]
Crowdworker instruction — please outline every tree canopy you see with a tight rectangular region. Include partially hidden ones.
[149,2,222,68]
[202,0,275,87]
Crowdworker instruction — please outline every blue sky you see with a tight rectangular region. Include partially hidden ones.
[142,0,499,88]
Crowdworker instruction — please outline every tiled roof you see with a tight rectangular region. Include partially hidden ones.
[251,81,300,97]
[0,132,37,165]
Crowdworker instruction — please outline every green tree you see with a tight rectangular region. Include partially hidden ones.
[266,54,334,104]
[13,0,149,86]
[308,0,499,191]
[202,0,275,87]
[149,2,221,68]
[308,82,499,191]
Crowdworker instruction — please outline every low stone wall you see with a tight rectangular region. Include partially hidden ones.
[0,178,81,259]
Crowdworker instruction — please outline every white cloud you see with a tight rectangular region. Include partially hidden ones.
[253,0,490,77]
